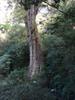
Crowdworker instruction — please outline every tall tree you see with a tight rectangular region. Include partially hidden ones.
[25,5,43,79]
[17,0,44,79]
[16,0,64,79]
[11,0,65,79]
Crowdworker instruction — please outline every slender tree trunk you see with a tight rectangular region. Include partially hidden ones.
[25,5,43,79]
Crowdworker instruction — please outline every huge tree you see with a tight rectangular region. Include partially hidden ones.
[13,0,65,79]
[17,0,45,79]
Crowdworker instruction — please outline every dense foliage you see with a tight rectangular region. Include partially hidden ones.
[18,0,65,10]
[0,0,75,100]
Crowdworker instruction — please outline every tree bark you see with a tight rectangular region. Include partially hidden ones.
[25,5,43,79]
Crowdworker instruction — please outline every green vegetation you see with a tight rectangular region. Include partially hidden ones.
[0,0,75,100]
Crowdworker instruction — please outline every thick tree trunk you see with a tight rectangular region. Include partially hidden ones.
[25,5,43,79]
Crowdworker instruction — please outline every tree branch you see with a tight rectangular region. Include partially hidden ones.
[43,1,66,15]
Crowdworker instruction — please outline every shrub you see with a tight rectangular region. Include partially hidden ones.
[0,84,56,100]
[7,68,27,85]
[0,54,11,76]
[5,42,29,71]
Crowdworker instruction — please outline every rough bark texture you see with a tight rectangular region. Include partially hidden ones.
[25,5,43,79]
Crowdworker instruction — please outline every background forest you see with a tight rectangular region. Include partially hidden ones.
[0,0,75,100]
